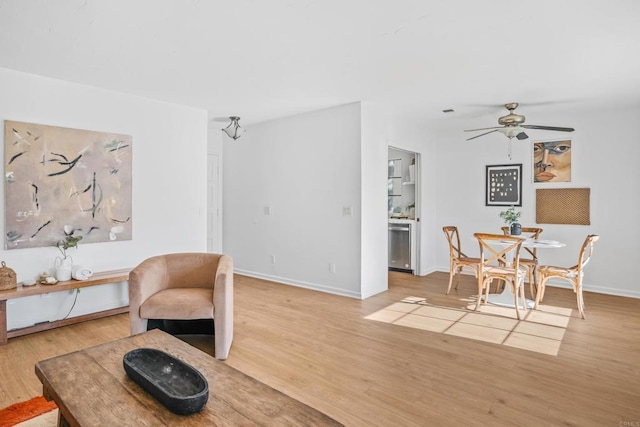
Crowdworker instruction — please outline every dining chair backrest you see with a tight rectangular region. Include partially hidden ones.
[474,233,524,270]
[500,226,543,239]
[577,234,600,275]
[501,226,543,259]
[443,226,466,259]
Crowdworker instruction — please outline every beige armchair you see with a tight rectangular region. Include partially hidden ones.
[129,253,233,360]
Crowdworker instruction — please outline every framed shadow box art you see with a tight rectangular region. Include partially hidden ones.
[486,164,522,207]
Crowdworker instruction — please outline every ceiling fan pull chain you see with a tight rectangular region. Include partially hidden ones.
[507,139,513,160]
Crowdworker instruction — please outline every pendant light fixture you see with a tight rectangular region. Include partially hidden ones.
[221,116,245,140]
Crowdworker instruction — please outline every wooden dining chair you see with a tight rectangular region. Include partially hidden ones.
[442,226,481,294]
[474,233,527,319]
[534,234,600,319]
[501,226,543,299]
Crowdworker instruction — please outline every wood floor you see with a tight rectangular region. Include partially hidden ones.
[1,271,639,426]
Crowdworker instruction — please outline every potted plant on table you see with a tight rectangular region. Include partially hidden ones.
[54,226,82,281]
[499,206,522,235]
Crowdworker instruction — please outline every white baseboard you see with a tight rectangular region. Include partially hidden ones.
[234,269,362,299]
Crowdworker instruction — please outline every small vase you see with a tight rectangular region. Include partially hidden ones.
[510,223,522,236]
[55,256,73,281]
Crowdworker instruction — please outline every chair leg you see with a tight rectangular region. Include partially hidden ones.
[475,277,485,311]
[528,267,536,300]
[520,281,527,311]
[576,281,586,319]
[455,267,462,290]
[447,260,459,295]
[534,277,546,310]
[446,266,455,295]
[512,281,521,320]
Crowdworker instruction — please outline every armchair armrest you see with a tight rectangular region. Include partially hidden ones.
[213,255,233,360]
[129,256,170,334]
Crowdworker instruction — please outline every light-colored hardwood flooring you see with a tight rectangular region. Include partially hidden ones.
[1,271,639,426]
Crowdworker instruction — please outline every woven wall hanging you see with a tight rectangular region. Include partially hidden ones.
[536,188,590,225]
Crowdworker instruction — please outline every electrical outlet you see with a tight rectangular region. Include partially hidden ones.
[342,206,352,217]
[270,255,276,264]
[264,206,271,215]
[330,263,336,273]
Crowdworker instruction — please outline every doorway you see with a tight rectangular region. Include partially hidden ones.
[388,146,420,275]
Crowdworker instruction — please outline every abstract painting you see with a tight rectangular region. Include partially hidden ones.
[486,164,522,207]
[4,120,132,250]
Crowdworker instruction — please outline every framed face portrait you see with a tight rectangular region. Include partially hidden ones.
[533,139,572,182]
[486,164,522,206]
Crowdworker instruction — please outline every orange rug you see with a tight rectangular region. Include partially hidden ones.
[0,396,57,427]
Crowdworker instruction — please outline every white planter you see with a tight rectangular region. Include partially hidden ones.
[55,256,73,281]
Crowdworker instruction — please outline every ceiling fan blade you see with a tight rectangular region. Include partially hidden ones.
[464,126,501,132]
[516,132,528,140]
[521,124,575,132]
[466,129,499,141]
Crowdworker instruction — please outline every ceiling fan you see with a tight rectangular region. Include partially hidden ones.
[464,103,574,141]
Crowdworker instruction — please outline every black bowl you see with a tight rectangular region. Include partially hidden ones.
[123,348,209,415]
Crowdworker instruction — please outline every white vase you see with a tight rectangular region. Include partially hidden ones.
[55,256,73,281]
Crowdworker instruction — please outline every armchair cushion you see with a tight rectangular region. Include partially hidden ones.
[140,288,214,319]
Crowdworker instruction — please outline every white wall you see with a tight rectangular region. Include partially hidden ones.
[223,103,363,297]
[360,103,388,298]
[430,105,640,298]
[0,68,209,329]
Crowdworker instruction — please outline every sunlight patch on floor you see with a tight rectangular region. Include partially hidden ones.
[364,296,572,356]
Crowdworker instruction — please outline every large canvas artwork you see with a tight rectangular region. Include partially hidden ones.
[4,121,132,250]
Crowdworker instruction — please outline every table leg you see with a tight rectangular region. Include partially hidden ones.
[58,410,71,427]
[486,284,534,309]
[0,300,7,345]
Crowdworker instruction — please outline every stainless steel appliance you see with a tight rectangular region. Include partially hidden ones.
[388,223,412,273]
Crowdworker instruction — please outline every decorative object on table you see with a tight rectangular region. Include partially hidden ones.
[54,227,82,281]
[486,164,522,207]
[221,116,246,140]
[39,272,58,285]
[533,139,572,183]
[72,266,94,280]
[464,103,574,159]
[123,348,209,415]
[0,261,17,290]
[22,278,37,287]
[536,188,590,225]
[499,206,522,235]
[4,120,132,251]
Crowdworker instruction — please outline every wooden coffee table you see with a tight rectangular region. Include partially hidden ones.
[35,329,342,426]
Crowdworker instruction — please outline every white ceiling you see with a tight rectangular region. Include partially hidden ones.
[1,0,640,127]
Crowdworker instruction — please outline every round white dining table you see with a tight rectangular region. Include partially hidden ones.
[485,238,565,309]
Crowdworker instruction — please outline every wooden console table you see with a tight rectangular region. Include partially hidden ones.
[0,269,130,345]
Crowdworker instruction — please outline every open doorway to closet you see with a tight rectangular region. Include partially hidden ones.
[388,146,420,275]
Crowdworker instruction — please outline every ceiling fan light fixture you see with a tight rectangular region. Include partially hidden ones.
[498,126,525,139]
[221,116,246,140]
